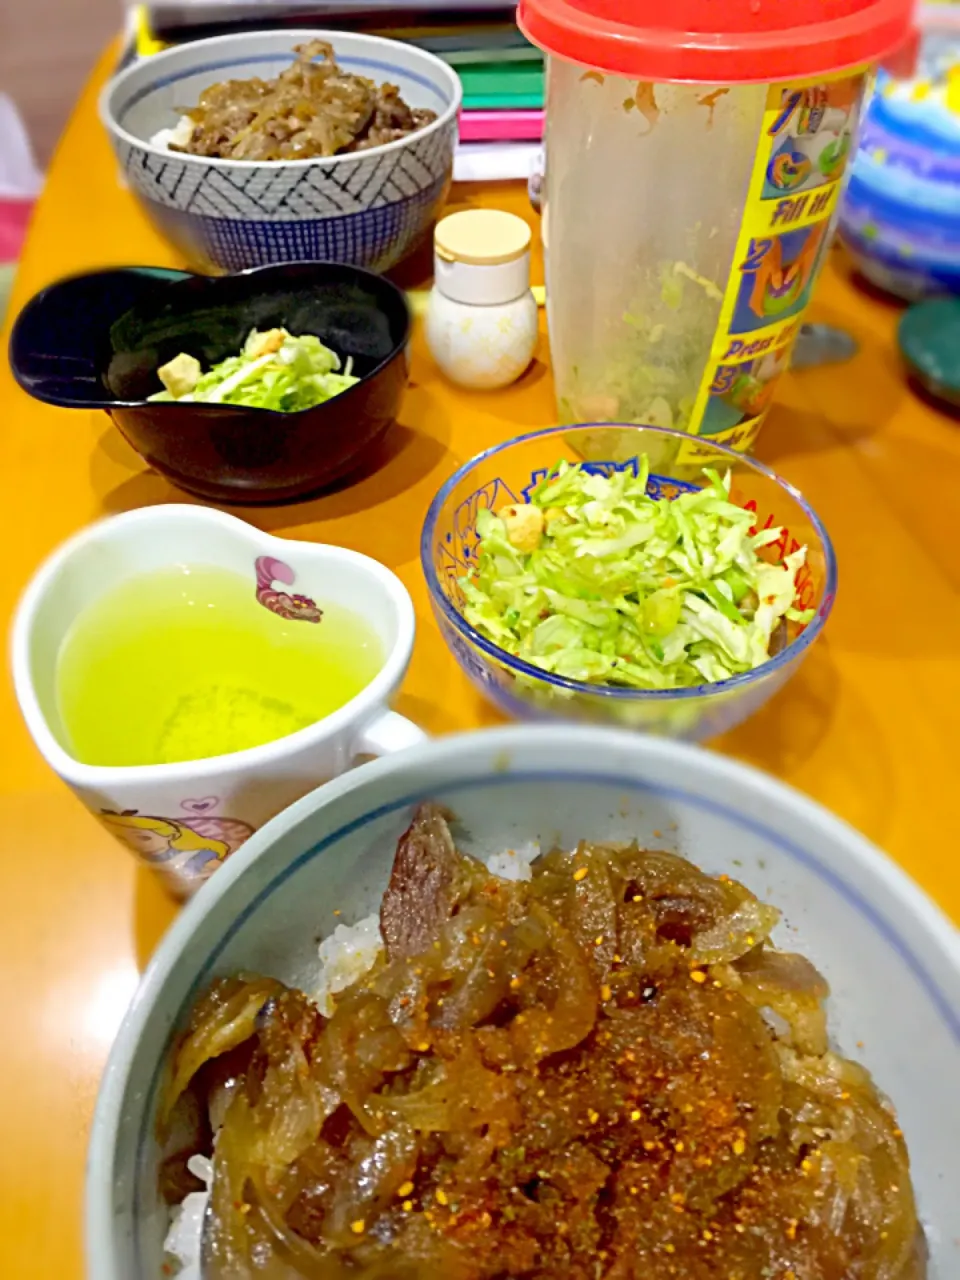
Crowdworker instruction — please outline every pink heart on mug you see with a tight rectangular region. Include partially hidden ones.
[181,796,220,815]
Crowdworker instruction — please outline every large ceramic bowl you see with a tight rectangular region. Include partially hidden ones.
[422,424,836,740]
[86,727,959,1278]
[100,30,461,274]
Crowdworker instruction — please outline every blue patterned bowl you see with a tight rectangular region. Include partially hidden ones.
[421,425,836,740]
[100,30,461,275]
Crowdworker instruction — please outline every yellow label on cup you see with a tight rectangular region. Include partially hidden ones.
[676,69,868,462]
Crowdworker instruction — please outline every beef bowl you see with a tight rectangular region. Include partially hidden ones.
[100,30,461,274]
[85,726,960,1279]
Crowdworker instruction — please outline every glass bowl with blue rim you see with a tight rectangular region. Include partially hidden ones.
[421,424,836,740]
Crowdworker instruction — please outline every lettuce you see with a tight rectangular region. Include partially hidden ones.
[149,328,359,413]
[461,460,813,691]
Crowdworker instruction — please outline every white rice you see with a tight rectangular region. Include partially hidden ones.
[314,913,384,1016]
[484,840,539,882]
[150,115,193,152]
[162,1154,212,1280]
[163,844,541,1275]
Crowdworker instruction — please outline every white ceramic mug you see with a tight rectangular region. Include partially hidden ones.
[11,505,425,899]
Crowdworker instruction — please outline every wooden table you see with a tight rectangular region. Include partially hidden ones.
[1,43,959,1280]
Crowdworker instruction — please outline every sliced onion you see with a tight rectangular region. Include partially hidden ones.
[509,905,598,1063]
[322,1123,418,1244]
[733,947,829,1055]
[160,977,281,1131]
[689,896,781,965]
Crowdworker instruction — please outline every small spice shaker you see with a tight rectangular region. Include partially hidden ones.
[426,209,539,390]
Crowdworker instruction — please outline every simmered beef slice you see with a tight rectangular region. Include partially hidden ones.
[380,803,476,961]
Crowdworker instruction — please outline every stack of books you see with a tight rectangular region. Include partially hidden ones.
[128,2,545,181]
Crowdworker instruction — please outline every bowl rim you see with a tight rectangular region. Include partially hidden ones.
[420,423,838,703]
[99,27,463,172]
[84,724,960,1280]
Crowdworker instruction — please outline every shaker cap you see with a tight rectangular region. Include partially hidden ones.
[435,210,532,267]
[433,210,534,306]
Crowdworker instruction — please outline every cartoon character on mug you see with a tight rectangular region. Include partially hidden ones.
[100,810,238,884]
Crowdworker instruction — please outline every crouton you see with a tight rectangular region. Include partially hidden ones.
[156,352,202,399]
[245,328,287,359]
[497,503,544,554]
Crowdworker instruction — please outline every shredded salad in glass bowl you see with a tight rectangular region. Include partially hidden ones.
[461,457,814,692]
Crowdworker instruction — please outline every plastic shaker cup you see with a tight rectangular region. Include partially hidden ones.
[518,0,914,459]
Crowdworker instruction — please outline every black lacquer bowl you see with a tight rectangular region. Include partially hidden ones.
[9,261,411,504]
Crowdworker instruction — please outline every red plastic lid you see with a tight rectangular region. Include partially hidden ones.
[517,0,915,84]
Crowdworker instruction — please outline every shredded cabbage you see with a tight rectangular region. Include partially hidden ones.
[149,327,359,412]
[461,459,814,691]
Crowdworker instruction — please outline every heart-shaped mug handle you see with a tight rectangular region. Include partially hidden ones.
[353,710,427,759]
